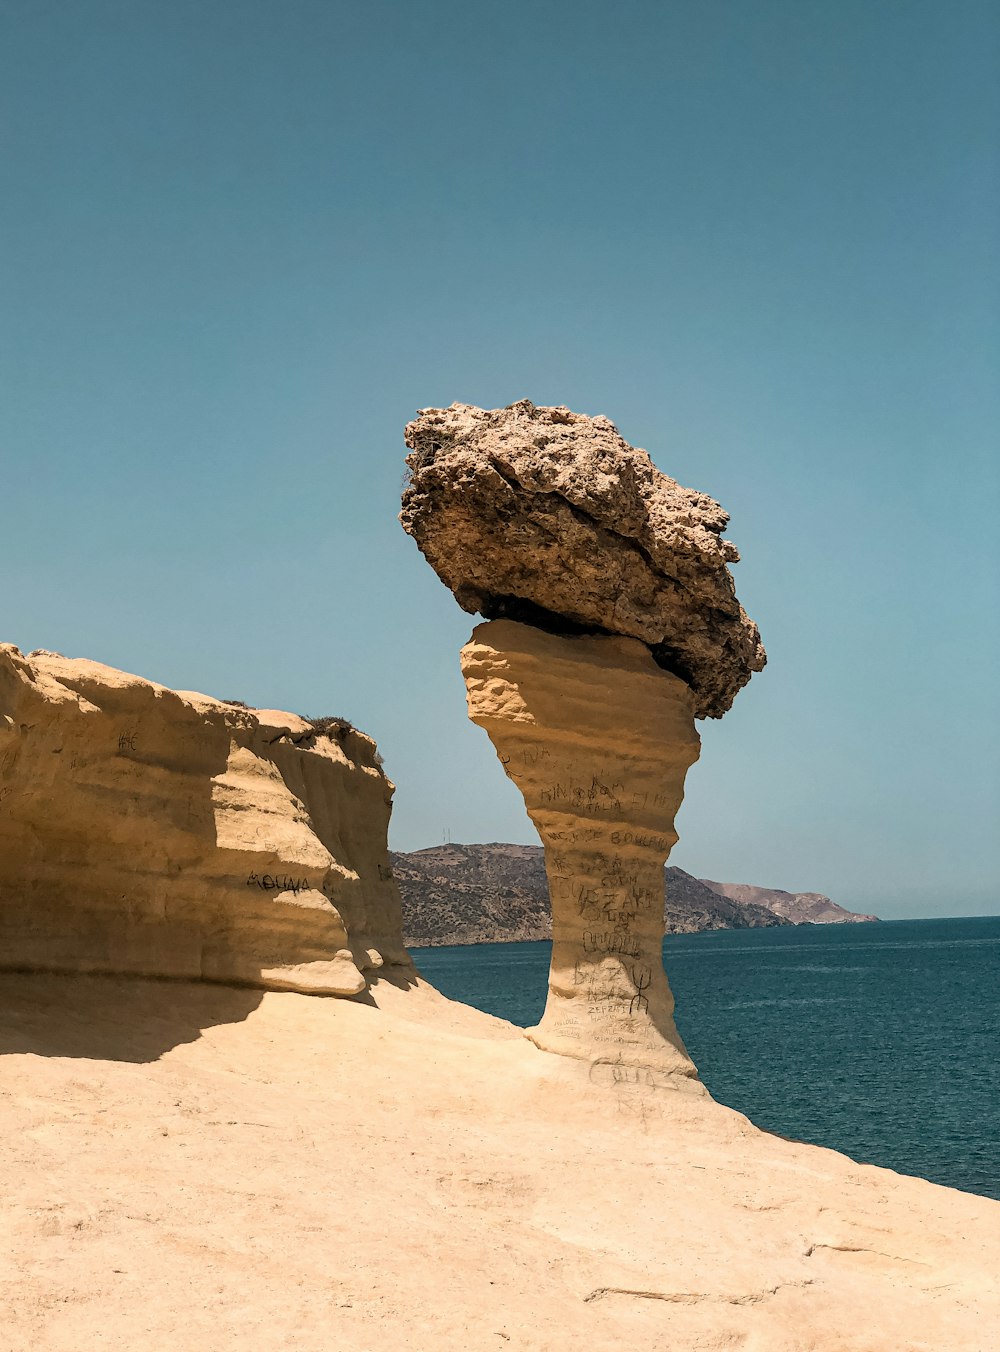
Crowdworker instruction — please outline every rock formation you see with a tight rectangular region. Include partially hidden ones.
[401,400,766,1084]
[401,399,765,719]
[461,620,703,1084]
[0,644,411,994]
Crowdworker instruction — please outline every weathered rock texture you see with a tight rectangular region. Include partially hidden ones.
[461,620,702,1085]
[0,645,410,994]
[402,400,765,718]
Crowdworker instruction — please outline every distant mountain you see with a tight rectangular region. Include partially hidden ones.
[392,844,550,947]
[664,868,790,933]
[700,879,878,925]
[393,843,801,948]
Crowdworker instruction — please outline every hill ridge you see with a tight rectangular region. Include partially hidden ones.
[393,843,876,947]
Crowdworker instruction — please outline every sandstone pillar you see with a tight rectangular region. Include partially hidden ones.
[460,619,703,1087]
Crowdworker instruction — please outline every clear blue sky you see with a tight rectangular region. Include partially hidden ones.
[2,1,997,917]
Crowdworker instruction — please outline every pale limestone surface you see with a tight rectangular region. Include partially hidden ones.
[1,971,997,1352]
[461,620,702,1084]
[0,644,410,994]
[401,400,765,718]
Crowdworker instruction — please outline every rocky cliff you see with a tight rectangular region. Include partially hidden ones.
[394,844,789,946]
[701,879,878,924]
[393,844,553,945]
[0,645,411,994]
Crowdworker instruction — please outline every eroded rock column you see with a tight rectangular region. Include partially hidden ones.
[461,619,703,1087]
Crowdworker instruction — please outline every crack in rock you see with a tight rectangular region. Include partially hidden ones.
[584,1280,814,1306]
[805,1243,932,1268]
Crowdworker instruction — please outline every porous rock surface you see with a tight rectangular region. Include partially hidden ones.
[461,619,702,1083]
[402,400,765,718]
[0,644,410,994]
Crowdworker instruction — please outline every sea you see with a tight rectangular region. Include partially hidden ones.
[413,915,1000,1202]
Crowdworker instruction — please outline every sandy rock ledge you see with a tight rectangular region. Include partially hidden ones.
[0,644,411,994]
[1,973,997,1352]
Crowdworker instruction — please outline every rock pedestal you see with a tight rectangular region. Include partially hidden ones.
[0,644,412,995]
[460,620,703,1088]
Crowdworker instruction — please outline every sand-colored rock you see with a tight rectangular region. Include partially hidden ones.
[461,619,702,1084]
[0,644,410,994]
[401,399,765,718]
[2,970,997,1351]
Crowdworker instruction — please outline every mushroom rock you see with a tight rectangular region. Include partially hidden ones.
[462,620,704,1085]
[0,644,411,995]
[401,399,765,720]
[402,400,765,1084]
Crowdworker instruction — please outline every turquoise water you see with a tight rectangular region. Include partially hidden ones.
[413,916,1000,1201]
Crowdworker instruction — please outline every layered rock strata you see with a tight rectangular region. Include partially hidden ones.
[0,645,410,994]
[402,400,765,718]
[461,620,703,1086]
